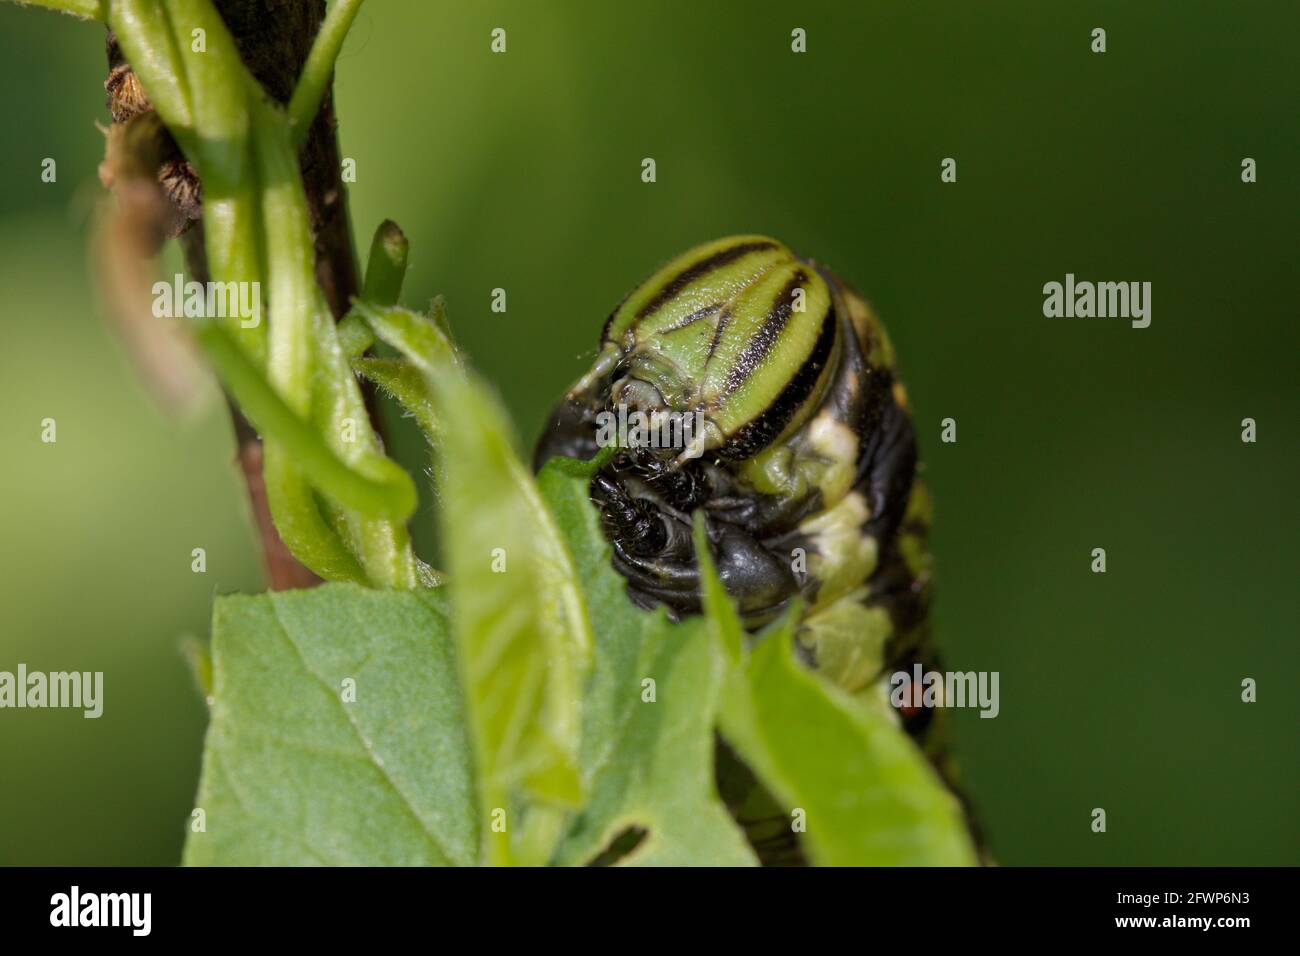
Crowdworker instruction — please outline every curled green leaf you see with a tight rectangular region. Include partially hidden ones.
[353,302,457,376]
[195,322,417,525]
[353,357,439,446]
[425,359,592,865]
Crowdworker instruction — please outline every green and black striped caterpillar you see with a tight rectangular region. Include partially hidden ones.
[535,236,978,859]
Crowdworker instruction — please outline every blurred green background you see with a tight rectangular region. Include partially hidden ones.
[1,0,1296,866]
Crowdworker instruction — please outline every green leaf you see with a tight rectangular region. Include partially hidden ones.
[714,606,978,866]
[9,0,103,22]
[686,509,976,865]
[353,357,438,444]
[194,322,416,524]
[183,583,477,866]
[429,366,592,866]
[355,302,457,375]
[693,512,745,666]
[539,459,757,866]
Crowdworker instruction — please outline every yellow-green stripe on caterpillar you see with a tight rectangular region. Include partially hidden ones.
[536,235,918,638]
[535,235,984,861]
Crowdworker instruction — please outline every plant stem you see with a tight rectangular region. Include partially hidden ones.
[103,0,380,588]
[197,322,415,522]
[287,0,365,147]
